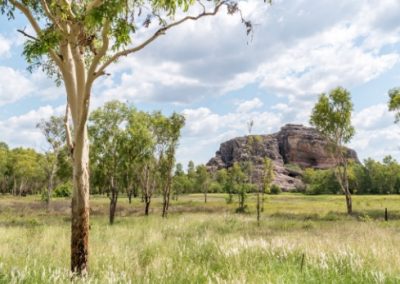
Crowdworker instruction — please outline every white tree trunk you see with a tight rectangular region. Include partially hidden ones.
[70,122,90,274]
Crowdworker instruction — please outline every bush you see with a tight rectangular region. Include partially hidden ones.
[41,189,50,202]
[303,168,340,195]
[270,184,281,194]
[209,181,223,193]
[53,182,72,197]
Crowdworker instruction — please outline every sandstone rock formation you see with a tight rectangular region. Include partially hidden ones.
[206,124,359,191]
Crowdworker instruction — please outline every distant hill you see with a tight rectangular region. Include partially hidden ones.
[207,124,359,191]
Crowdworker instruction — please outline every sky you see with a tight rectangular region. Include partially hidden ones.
[0,0,400,167]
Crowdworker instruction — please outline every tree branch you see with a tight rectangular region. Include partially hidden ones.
[78,20,111,133]
[40,0,63,31]
[10,0,63,67]
[17,29,37,41]
[86,0,104,12]
[94,1,226,79]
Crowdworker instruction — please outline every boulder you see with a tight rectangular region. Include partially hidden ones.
[206,124,359,191]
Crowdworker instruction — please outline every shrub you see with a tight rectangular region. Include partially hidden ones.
[41,189,50,202]
[303,168,339,195]
[53,182,72,197]
[270,184,281,194]
[209,181,223,193]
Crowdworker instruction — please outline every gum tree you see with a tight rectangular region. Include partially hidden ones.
[310,87,355,214]
[37,116,66,208]
[89,101,128,224]
[0,0,267,274]
[388,88,400,123]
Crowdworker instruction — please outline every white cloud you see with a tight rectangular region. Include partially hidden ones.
[0,105,64,150]
[0,35,11,58]
[0,67,34,106]
[236,97,263,113]
[353,103,393,131]
[178,102,282,165]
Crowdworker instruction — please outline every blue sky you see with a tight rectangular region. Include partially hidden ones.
[0,0,399,167]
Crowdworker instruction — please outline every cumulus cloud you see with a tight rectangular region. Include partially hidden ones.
[0,67,34,106]
[0,105,64,150]
[178,102,283,165]
[0,34,11,58]
[236,98,263,113]
[1,0,400,166]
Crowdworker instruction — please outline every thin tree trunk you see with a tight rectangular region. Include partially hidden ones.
[71,126,90,275]
[162,185,171,218]
[144,197,151,216]
[109,177,118,225]
[47,163,57,210]
[127,189,132,204]
[257,188,261,225]
[345,192,352,214]
[109,193,118,224]
[162,174,173,217]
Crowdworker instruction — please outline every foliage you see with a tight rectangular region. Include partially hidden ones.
[310,87,355,145]
[388,87,400,123]
[303,168,340,195]
[262,158,274,193]
[310,86,355,213]
[354,156,400,194]
[269,184,281,195]
[53,182,72,197]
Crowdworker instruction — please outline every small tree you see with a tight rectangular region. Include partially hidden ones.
[159,113,185,217]
[229,162,247,212]
[172,163,189,200]
[196,165,209,203]
[310,87,355,214]
[89,101,128,224]
[259,157,273,220]
[0,143,9,194]
[37,116,66,208]
[389,88,400,123]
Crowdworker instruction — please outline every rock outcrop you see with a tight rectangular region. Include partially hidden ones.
[206,124,359,191]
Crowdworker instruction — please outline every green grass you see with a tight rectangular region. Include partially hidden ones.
[0,194,400,283]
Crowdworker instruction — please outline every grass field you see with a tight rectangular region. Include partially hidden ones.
[0,193,400,283]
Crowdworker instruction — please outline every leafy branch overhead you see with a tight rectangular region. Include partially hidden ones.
[1,0,265,80]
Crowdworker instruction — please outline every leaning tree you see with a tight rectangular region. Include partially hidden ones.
[0,0,269,275]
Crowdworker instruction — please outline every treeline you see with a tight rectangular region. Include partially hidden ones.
[0,101,186,223]
[304,156,400,195]
[0,142,71,197]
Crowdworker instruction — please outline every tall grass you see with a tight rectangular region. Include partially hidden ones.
[0,194,399,283]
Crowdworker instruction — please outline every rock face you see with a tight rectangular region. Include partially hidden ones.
[206,124,359,191]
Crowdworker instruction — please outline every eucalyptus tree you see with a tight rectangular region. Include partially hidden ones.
[172,163,189,200]
[126,110,157,216]
[1,0,269,273]
[388,88,400,123]
[37,116,66,207]
[0,143,9,194]
[123,108,155,207]
[310,87,355,214]
[228,162,247,212]
[196,164,209,203]
[160,113,185,217]
[89,101,128,224]
[260,157,273,215]
[9,148,46,195]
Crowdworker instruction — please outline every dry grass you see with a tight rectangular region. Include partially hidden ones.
[0,193,399,283]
